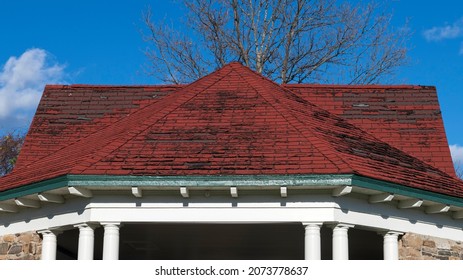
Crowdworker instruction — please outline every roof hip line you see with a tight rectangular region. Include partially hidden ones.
[229,63,353,173]
[0,66,235,186]
[71,67,236,173]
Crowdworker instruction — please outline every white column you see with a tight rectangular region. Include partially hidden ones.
[332,224,351,260]
[75,223,97,260]
[383,231,401,260]
[303,223,322,260]
[102,222,120,260]
[39,229,60,260]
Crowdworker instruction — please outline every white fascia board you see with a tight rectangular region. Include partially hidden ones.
[2,193,463,240]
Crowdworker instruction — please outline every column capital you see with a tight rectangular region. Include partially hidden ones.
[74,223,99,230]
[302,222,323,227]
[100,222,121,227]
[329,223,355,230]
[37,228,62,235]
[381,230,403,237]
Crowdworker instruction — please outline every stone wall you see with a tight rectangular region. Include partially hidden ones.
[399,232,463,260]
[0,232,41,260]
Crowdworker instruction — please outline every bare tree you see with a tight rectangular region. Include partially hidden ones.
[0,132,25,176]
[143,0,408,84]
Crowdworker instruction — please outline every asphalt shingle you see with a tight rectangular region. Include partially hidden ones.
[1,62,462,199]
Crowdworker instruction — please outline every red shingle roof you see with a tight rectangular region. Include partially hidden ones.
[284,84,456,176]
[15,85,181,169]
[1,62,462,198]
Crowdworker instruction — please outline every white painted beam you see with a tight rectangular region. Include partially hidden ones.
[230,187,238,198]
[131,187,143,198]
[398,199,423,209]
[332,186,352,197]
[68,187,93,198]
[180,187,189,198]
[280,187,288,198]
[452,210,463,219]
[38,193,65,204]
[0,203,18,213]
[15,198,41,208]
[369,193,394,204]
[426,204,450,214]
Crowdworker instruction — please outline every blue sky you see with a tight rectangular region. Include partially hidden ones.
[0,0,462,165]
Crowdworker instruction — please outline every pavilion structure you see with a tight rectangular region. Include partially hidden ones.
[0,63,462,260]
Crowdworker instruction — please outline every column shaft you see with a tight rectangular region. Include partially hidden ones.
[76,224,96,260]
[39,230,59,260]
[304,223,321,260]
[383,232,400,260]
[102,223,120,260]
[332,224,350,260]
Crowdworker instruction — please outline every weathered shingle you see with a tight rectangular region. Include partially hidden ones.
[1,62,462,199]
[15,85,181,169]
[285,84,455,176]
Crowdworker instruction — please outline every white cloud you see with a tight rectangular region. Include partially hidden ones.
[0,49,65,125]
[450,144,463,163]
[423,18,463,41]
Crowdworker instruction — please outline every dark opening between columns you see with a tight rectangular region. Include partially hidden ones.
[118,223,304,260]
[56,223,383,260]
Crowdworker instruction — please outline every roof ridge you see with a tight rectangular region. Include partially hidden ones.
[283,84,434,89]
[44,84,185,89]
[228,63,353,173]
[228,64,459,184]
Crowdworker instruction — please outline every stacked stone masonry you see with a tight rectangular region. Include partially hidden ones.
[0,232,41,260]
[399,233,463,260]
